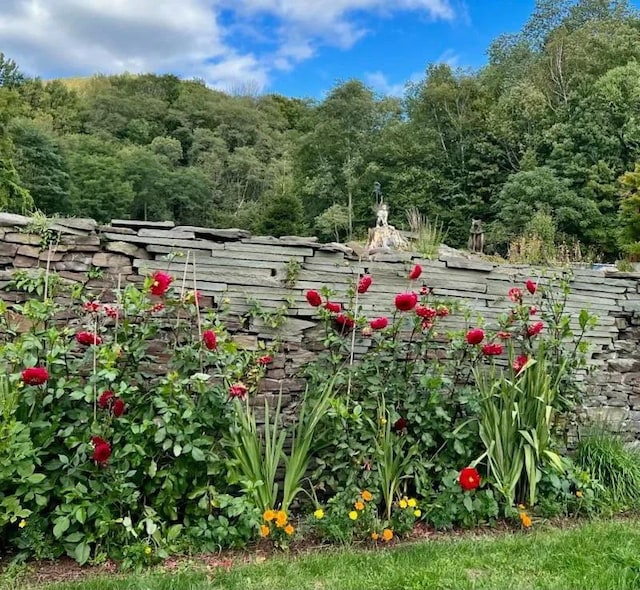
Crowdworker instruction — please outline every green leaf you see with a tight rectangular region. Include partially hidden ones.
[75,507,86,525]
[463,494,473,513]
[191,447,206,462]
[148,460,157,478]
[53,516,70,539]
[73,541,91,565]
[26,473,46,484]
[173,443,182,457]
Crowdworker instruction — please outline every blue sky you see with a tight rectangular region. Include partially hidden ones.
[0,1,635,98]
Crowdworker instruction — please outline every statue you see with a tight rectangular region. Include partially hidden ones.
[468,219,485,254]
[376,202,389,227]
[365,182,408,255]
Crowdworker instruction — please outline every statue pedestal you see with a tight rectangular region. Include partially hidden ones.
[365,225,409,252]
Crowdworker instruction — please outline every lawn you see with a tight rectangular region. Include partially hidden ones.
[19,518,640,590]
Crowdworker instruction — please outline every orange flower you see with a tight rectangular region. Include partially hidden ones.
[371,532,379,541]
[275,511,288,528]
[284,524,295,536]
[355,501,365,511]
[519,512,532,528]
[260,525,270,537]
[382,528,394,542]
[361,490,373,502]
[263,510,276,522]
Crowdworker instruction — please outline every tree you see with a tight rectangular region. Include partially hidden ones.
[314,204,350,242]
[259,194,305,237]
[0,53,25,88]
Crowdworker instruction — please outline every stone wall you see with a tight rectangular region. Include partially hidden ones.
[0,213,639,436]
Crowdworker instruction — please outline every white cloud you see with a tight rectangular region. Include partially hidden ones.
[365,70,425,97]
[0,0,457,91]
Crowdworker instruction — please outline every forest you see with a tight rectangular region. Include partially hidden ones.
[2,0,640,261]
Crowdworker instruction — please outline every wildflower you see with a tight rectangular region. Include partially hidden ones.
[76,331,102,346]
[371,532,379,541]
[349,511,358,521]
[525,279,537,295]
[420,285,431,295]
[229,383,248,400]
[83,301,101,313]
[305,290,322,307]
[576,490,584,498]
[393,417,408,433]
[508,287,523,303]
[517,504,526,510]
[260,525,270,537]
[335,313,355,329]
[529,306,538,315]
[104,305,119,319]
[284,524,295,536]
[203,330,217,350]
[150,271,172,296]
[355,501,365,511]
[98,390,115,409]
[527,321,544,337]
[421,320,433,331]
[436,305,449,317]
[414,510,422,518]
[18,519,27,529]
[395,292,418,312]
[370,317,388,330]
[409,264,422,280]
[263,510,276,522]
[519,512,532,528]
[497,331,511,340]
[415,305,437,319]
[313,508,325,520]
[399,499,408,509]
[92,438,111,465]
[382,529,394,542]
[361,490,373,502]
[144,546,152,555]
[407,498,417,508]
[21,367,49,386]
[325,301,341,313]
[357,275,373,294]
[112,398,125,418]
[459,466,481,491]
[151,303,165,314]
[257,355,273,365]
[482,342,503,356]
[465,328,484,345]
[275,511,288,528]
[512,354,529,373]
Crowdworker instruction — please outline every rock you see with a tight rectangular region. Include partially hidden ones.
[111,219,175,229]
[444,257,494,272]
[0,213,31,227]
[138,229,196,239]
[54,217,98,232]
[60,235,100,247]
[99,225,136,235]
[55,261,90,272]
[4,233,41,245]
[174,226,251,240]
[14,255,40,268]
[92,252,133,268]
[608,358,640,373]
[0,243,18,257]
[365,225,409,251]
[105,241,149,259]
[17,245,41,258]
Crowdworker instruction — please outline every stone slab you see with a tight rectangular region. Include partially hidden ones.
[111,219,175,229]
[174,226,251,240]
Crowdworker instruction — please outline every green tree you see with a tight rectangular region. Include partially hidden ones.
[259,194,305,237]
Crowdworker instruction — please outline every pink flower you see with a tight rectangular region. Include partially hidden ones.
[436,305,449,317]
[306,290,322,307]
[335,314,355,329]
[370,317,388,330]
[525,279,537,295]
[421,320,433,330]
[415,305,437,319]
[21,367,49,386]
[508,287,523,303]
[83,301,101,313]
[257,355,273,365]
[409,264,422,280]
[229,383,248,400]
[98,390,114,409]
[357,275,372,294]
[527,321,544,337]
[395,292,418,312]
[529,306,538,315]
[103,306,119,319]
[112,398,125,417]
[325,301,342,314]
[151,303,165,313]
[513,354,529,373]
[150,271,172,296]
[203,330,217,350]
[482,342,504,356]
[465,328,485,345]
[420,286,431,296]
[76,331,102,346]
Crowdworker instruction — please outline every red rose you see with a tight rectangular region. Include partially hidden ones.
[203,329,217,350]
[112,398,125,417]
[357,275,372,294]
[527,321,544,337]
[459,467,481,491]
[76,331,102,346]
[508,287,523,303]
[436,305,449,317]
[395,292,418,312]
[420,285,431,295]
[408,264,422,280]
[150,271,172,296]
[497,331,511,340]
[525,279,537,295]
[92,442,111,465]
[91,435,108,446]
[513,354,529,373]
[229,383,248,400]
[98,390,114,409]
[104,306,119,319]
[465,328,485,345]
[482,342,503,356]
[393,417,408,433]
[370,317,389,330]
[257,355,273,365]
[83,301,101,313]
[415,305,437,319]
[335,313,355,329]
[325,301,341,313]
[306,290,322,307]
[21,367,49,386]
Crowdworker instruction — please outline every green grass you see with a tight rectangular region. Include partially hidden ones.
[27,519,640,590]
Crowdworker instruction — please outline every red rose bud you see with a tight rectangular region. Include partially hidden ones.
[436,305,449,317]
[229,383,248,400]
[529,306,538,315]
[513,354,529,373]
[393,417,408,432]
[408,264,422,280]
[257,355,273,365]
[112,398,125,417]
[459,466,481,491]
[415,305,437,319]
[335,313,355,329]
[420,285,431,295]
[21,367,49,386]
[104,306,119,319]
[465,328,485,345]
[76,331,102,346]
[527,321,544,337]
[203,329,217,350]
[482,342,503,356]
[370,317,389,330]
[324,301,342,313]
[92,442,111,465]
[395,292,418,312]
[83,301,101,313]
[98,390,115,409]
[306,290,322,307]
[357,275,372,294]
[421,320,433,330]
[526,279,537,295]
[151,303,165,313]
[497,331,512,340]
[508,287,523,303]
[150,271,172,296]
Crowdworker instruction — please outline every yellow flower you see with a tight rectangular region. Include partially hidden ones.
[576,490,583,498]
[18,519,27,529]
[519,512,532,528]
[354,501,365,511]
[260,524,270,538]
[144,546,152,555]
[413,509,422,518]
[517,504,526,510]
[361,490,373,502]
[263,509,276,522]
[380,417,387,425]
[284,524,295,536]
[399,499,408,509]
[275,511,288,528]
[371,532,379,541]
[382,528,394,542]
[314,508,325,520]
[348,511,358,521]
[407,498,417,508]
